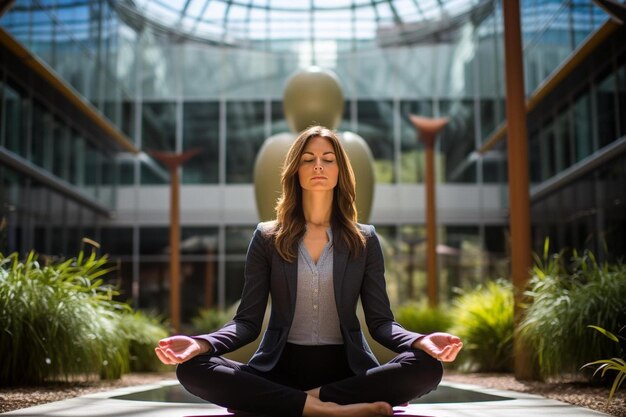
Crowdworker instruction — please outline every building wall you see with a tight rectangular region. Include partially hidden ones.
[527,28,626,262]
[1,1,620,323]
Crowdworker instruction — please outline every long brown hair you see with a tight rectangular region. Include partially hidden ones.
[272,125,366,262]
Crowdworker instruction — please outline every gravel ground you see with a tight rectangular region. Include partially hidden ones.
[444,372,625,417]
[0,371,624,416]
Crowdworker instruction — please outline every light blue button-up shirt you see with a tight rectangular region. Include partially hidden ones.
[287,228,343,345]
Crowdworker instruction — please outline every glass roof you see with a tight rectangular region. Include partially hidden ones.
[115,0,486,49]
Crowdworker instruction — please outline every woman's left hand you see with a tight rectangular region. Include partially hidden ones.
[412,332,463,362]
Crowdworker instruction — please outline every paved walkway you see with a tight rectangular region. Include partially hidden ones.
[1,380,608,416]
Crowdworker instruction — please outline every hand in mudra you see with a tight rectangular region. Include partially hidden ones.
[154,335,211,365]
[413,332,463,362]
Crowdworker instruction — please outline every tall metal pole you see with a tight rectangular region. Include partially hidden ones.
[169,164,181,332]
[149,149,202,333]
[502,0,534,380]
[409,115,448,308]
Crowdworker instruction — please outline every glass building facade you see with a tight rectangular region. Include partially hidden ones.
[1,0,623,324]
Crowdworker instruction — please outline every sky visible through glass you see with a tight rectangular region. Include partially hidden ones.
[129,0,480,42]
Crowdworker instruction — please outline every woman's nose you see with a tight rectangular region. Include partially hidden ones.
[314,160,323,171]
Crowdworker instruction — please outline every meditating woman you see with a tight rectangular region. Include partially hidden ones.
[155,125,462,417]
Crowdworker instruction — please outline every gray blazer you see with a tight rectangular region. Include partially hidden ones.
[195,222,422,374]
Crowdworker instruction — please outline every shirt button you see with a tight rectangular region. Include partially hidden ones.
[313,305,318,309]
[314,289,318,294]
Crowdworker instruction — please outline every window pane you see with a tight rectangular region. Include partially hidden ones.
[226,226,255,255]
[183,102,219,184]
[440,99,476,183]
[84,141,100,200]
[443,225,481,298]
[181,227,219,313]
[554,108,573,173]
[225,261,246,307]
[4,81,28,158]
[31,101,52,169]
[358,100,394,183]
[138,261,168,312]
[142,102,176,152]
[119,160,135,185]
[573,90,592,161]
[400,100,432,183]
[226,101,265,183]
[528,130,541,184]
[122,101,135,138]
[140,227,169,255]
[68,130,82,186]
[396,225,426,304]
[100,227,134,255]
[618,51,626,137]
[595,72,617,148]
[52,121,70,180]
[540,121,556,181]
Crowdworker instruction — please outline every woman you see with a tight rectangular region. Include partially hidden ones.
[155,126,462,417]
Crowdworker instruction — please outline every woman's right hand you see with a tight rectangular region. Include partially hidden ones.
[154,335,211,365]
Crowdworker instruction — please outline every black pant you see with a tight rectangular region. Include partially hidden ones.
[176,343,443,417]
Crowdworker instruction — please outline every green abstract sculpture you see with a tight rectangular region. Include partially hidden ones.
[254,67,374,222]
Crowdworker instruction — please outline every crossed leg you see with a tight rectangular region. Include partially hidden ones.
[176,349,442,417]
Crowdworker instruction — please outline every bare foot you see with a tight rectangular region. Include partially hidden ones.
[303,395,392,417]
[305,387,321,398]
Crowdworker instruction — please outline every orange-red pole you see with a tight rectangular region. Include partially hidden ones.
[502,0,534,380]
[169,166,181,333]
[424,141,438,307]
[149,148,202,334]
[409,115,448,308]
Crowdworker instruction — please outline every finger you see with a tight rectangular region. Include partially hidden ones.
[154,347,176,365]
[446,351,459,362]
[427,344,448,361]
[442,344,462,362]
[441,348,456,362]
[158,337,173,347]
[438,344,453,359]
[423,344,444,359]
[160,347,182,364]
[417,340,439,359]
[164,348,183,363]
[157,347,179,365]
[166,348,188,364]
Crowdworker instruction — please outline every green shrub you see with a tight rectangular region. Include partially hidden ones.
[394,302,453,334]
[449,280,514,372]
[0,251,130,385]
[120,311,169,372]
[519,244,626,380]
[582,325,626,406]
[191,308,231,334]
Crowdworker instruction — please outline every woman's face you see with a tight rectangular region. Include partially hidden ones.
[298,136,339,192]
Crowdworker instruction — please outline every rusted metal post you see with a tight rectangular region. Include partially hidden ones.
[502,0,534,380]
[149,149,202,333]
[409,115,448,308]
